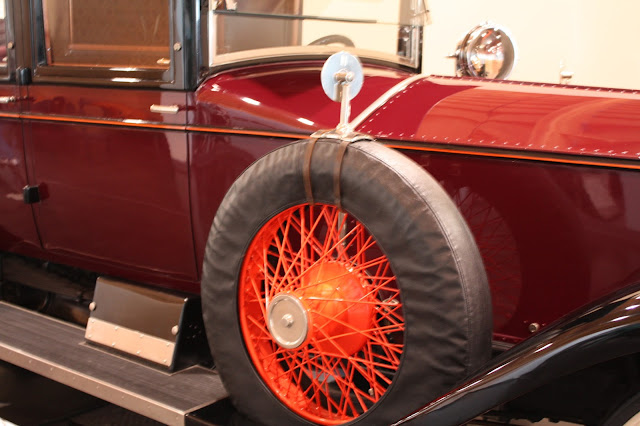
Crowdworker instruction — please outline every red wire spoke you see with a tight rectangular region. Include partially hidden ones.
[299,207,310,272]
[347,233,376,266]
[304,297,399,307]
[313,322,404,346]
[246,276,268,319]
[375,302,404,326]
[307,307,403,349]
[364,341,387,399]
[335,360,360,414]
[370,345,401,368]
[277,218,304,277]
[274,212,362,294]
[239,204,404,424]
[311,326,395,388]
[269,238,291,297]
[270,221,297,294]
[291,255,389,295]
[308,346,375,414]
[277,209,332,284]
[341,360,370,414]
[306,343,402,374]
[331,214,352,261]
[245,315,272,340]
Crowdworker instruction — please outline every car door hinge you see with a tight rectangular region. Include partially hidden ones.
[23,185,40,204]
[17,67,31,85]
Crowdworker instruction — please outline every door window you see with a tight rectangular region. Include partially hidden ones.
[41,0,170,70]
[33,0,175,84]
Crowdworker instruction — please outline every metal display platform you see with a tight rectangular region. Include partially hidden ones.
[0,302,228,426]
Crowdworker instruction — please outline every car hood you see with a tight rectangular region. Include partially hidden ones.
[354,75,640,163]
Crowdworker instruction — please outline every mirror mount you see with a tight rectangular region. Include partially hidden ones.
[318,51,369,140]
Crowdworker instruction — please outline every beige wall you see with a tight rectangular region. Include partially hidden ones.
[423,0,640,90]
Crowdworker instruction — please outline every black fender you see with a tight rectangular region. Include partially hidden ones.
[393,282,640,426]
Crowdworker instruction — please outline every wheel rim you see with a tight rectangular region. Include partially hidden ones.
[239,203,404,424]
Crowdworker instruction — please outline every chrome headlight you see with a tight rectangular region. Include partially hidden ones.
[455,23,517,79]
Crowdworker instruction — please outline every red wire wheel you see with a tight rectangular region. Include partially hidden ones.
[239,203,403,424]
[202,139,491,426]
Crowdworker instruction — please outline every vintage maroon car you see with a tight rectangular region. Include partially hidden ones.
[1,1,640,425]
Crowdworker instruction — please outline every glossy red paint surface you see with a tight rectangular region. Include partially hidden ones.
[191,62,412,133]
[0,118,38,249]
[23,85,197,290]
[357,76,640,161]
[0,83,40,252]
[0,62,409,291]
[405,150,640,341]
[355,75,640,340]
[188,61,412,272]
[0,83,41,254]
[189,134,291,272]
[188,130,640,341]
[3,60,640,341]
[28,85,187,124]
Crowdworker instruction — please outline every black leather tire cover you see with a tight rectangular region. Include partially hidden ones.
[202,138,492,425]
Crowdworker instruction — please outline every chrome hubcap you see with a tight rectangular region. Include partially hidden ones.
[267,294,309,349]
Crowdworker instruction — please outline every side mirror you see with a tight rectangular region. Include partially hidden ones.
[320,51,364,135]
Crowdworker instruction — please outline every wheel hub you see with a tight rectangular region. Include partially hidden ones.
[266,262,375,354]
[299,262,373,356]
[267,294,310,349]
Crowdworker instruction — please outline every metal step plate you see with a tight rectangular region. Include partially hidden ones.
[0,302,228,426]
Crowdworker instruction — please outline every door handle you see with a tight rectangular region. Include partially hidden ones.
[0,96,17,104]
[150,104,180,114]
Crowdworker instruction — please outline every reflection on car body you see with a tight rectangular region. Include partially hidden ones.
[0,1,640,426]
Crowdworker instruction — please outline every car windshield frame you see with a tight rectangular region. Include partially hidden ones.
[208,0,427,71]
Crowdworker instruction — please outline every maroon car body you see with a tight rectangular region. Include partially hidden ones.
[9,67,639,344]
[2,1,640,425]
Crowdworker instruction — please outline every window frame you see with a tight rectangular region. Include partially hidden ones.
[0,0,19,82]
[28,0,194,90]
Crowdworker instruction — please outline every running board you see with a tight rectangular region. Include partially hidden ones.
[0,302,228,426]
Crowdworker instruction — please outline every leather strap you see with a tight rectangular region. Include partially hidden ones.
[303,138,319,205]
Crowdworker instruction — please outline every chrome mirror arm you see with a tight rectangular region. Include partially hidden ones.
[319,51,366,139]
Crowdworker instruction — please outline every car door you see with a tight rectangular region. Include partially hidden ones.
[0,0,41,255]
[21,0,198,289]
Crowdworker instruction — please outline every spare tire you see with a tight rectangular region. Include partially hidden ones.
[202,138,492,426]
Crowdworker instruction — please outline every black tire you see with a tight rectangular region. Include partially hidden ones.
[202,138,492,425]
[603,393,640,426]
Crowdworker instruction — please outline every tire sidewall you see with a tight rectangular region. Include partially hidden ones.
[202,139,491,426]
